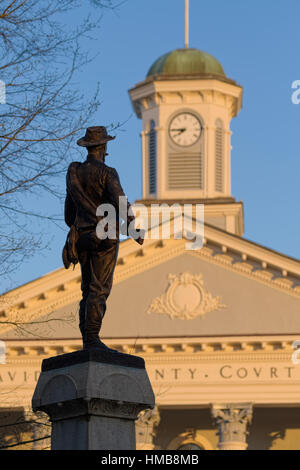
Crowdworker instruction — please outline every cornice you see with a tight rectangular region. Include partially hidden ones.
[129,77,243,118]
[3,335,299,362]
[129,75,241,93]
[135,197,238,206]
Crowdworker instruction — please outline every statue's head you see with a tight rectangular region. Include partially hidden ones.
[77,126,115,148]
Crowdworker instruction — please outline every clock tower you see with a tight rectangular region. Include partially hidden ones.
[129,47,244,235]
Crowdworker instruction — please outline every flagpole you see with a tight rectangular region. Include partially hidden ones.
[185,0,189,49]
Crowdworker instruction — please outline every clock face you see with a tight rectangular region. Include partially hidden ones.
[169,112,202,147]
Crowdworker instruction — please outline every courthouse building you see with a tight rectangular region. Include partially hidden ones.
[1,46,300,450]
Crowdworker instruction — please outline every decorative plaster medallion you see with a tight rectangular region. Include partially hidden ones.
[147,272,226,320]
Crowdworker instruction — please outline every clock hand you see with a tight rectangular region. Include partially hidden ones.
[172,132,186,138]
[171,128,186,133]
[171,128,187,138]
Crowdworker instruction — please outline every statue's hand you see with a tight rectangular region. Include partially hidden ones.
[136,236,144,246]
[135,228,145,245]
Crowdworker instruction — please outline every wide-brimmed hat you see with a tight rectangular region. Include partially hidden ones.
[77,126,116,147]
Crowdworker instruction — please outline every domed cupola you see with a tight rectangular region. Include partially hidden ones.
[147,48,226,79]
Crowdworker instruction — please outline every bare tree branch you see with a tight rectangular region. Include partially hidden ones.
[0,0,122,278]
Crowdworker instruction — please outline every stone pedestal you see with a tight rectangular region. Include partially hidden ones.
[32,348,155,450]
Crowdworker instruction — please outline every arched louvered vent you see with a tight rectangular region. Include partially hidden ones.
[149,120,157,194]
[215,119,224,192]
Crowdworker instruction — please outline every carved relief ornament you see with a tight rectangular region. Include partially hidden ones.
[147,272,226,320]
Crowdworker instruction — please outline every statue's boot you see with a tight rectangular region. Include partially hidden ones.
[83,303,118,353]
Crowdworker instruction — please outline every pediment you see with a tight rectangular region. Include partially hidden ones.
[1,223,300,339]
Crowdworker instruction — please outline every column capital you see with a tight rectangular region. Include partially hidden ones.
[211,403,253,450]
[136,405,160,450]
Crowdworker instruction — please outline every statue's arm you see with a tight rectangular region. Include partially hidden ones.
[105,167,132,218]
[64,188,76,228]
[105,167,144,245]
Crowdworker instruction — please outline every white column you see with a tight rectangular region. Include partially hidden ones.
[32,421,50,450]
[211,403,253,450]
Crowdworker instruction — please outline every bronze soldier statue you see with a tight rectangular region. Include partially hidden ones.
[63,126,143,351]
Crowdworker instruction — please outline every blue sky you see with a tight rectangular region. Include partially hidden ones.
[2,0,300,292]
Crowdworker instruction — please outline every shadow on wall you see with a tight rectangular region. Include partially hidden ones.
[154,408,218,450]
[0,407,50,450]
[154,407,300,450]
[247,408,296,450]
[0,407,33,450]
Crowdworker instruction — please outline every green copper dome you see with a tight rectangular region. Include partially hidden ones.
[147,48,225,78]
